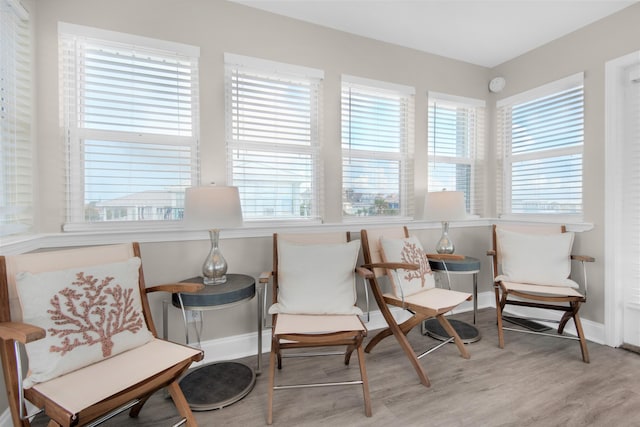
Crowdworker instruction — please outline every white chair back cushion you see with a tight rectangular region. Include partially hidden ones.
[269,239,363,315]
[379,236,435,297]
[495,227,578,288]
[15,257,154,387]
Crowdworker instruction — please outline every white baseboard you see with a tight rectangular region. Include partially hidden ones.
[0,290,604,427]
[0,411,10,427]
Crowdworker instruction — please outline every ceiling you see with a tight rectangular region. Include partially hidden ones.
[229,0,636,68]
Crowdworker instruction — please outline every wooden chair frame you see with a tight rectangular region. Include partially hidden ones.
[259,232,372,425]
[358,227,471,388]
[488,224,594,363]
[0,242,204,427]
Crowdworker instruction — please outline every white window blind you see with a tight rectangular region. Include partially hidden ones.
[621,64,640,306]
[497,73,584,216]
[428,92,485,216]
[341,75,414,218]
[0,0,31,237]
[60,23,200,227]
[225,54,323,221]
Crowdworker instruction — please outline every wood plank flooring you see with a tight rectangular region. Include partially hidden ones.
[31,309,640,426]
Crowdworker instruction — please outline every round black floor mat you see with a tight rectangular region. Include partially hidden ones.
[179,361,256,411]
[422,318,481,343]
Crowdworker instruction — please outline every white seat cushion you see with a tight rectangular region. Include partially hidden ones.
[274,313,365,335]
[384,287,471,312]
[30,338,201,415]
[500,281,584,297]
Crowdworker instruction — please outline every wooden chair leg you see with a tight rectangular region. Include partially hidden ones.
[357,342,372,417]
[364,327,393,353]
[167,381,197,427]
[128,392,152,418]
[558,310,573,334]
[383,317,430,387]
[494,285,505,349]
[365,314,422,353]
[344,343,356,365]
[572,311,590,363]
[436,314,470,359]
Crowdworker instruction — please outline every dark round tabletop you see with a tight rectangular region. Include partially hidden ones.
[428,256,481,273]
[172,273,255,310]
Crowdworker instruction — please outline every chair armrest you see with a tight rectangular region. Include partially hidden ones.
[572,255,595,262]
[259,271,273,283]
[426,253,465,260]
[356,266,374,279]
[362,262,419,271]
[0,321,46,344]
[146,282,204,294]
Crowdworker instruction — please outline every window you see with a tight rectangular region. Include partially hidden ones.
[341,76,414,218]
[60,23,200,228]
[0,0,31,237]
[225,54,323,221]
[428,92,485,216]
[497,73,584,217]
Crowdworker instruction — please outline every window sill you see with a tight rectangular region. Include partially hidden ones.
[0,217,594,255]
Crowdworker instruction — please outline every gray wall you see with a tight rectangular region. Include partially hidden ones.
[2,0,640,419]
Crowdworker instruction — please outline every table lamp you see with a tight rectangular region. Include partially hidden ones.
[184,185,243,285]
[424,190,467,254]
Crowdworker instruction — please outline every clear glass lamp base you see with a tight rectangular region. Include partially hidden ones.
[435,221,455,254]
[203,275,227,285]
[202,229,228,286]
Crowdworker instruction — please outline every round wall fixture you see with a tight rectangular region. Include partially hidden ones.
[489,76,506,93]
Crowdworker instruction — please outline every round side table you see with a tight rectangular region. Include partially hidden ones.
[422,256,481,343]
[169,274,259,411]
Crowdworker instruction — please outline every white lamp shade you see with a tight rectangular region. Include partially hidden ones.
[184,186,243,229]
[424,191,467,221]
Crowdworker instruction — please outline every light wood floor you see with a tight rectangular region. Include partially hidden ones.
[32,308,640,426]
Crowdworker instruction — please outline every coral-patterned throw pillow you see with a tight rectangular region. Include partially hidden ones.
[380,236,435,298]
[15,257,154,387]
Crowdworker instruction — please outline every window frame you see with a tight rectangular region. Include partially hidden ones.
[0,0,32,238]
[427,91,485,217]
[496,72,584,220]
[224,53,324,223]
[341,75,415,221]
[59,23,200,231]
